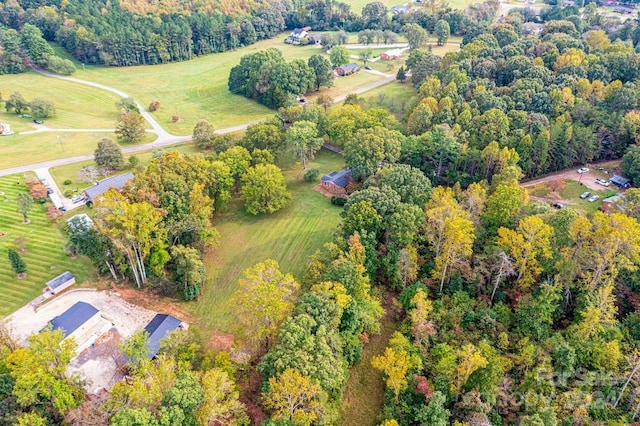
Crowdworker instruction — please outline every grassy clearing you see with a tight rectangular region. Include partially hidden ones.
[0,174,92,318]
[339,295,399,426]
[50,143,198,192]
[190,149,345,333]
[560,181,617,214]
[307,71,385,104]
[0,70,122,129]
[0,131,157,170]
[71,35,326,135]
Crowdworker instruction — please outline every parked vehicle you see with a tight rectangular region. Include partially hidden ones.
[588,195,600,202]
[33,119,43,125]
[580,191,591,199]
[552,203,564,209]
[71,195,86,203]
[595,178,610,187]
[577,167,589,173]
[40,178,49,186]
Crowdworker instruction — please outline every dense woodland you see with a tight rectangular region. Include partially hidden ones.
[4,0,640,425]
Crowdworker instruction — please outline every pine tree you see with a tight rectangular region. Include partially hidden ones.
[396,66,407,83]
[8,248,27,274]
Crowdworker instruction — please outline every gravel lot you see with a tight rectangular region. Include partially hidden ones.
[1,288,157,391]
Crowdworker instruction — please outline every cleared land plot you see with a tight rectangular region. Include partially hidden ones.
[0,174,92,318]
[190,149,345,333]
[0,131,157,170]
[72,36,325,135]
[0,71,122,129]
[2,289,157,390]
[527,179,617,214]
[307,71,385,103]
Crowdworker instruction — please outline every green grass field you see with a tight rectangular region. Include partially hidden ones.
[560,181,617,214]
[189,149,345,333]
[68,35,324,135]
[0,71,122,129]
[0,131,157,170]
[0,174,92,318]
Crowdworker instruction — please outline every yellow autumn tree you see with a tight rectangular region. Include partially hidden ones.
[372,332,422,401]
[497,216,554,290]
[451,343,488,400]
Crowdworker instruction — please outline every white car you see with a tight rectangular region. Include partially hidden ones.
[595,178,610,187]
[577,167,589,173]
[588,195,600,203]
[40,178,49,186]
[71,195,86,203]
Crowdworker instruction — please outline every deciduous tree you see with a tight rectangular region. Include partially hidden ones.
[15,192,33,222]
[329,45,349,67]
[115,111,146,143]
[231,259,299,352]
[286,120,323,169]
[29,98,55,119]
[196,368,247,425]
[94,138,125,171]
[241,164,291,215]
[308,54,334,90]
[220,146,252,193]
[435,20,450,46]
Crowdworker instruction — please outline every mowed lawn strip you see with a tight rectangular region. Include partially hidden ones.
[0,70,122,129]
[190,149,345,333]
[0,174,92,318]
[0,131,157,170]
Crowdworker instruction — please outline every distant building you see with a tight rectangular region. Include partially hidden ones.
[0,122,13,136]
[321,168,352,195]
[44,271,76,295]
[143,314,187,358]
[610,175,631,188]
[83,172,134,203]
[336,63,359,76]
[286,26,312,44]
[522,22,544,36]
[391,4,408,14]
[563,0,576,6]
[614,5,635,14]
[311,34,323,45]
[380,49,403,60]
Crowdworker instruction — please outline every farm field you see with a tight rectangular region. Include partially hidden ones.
[190,149,345,333]
[0,71,123,130]
[0,174,92,318]
[50,143,198,193]
[0,131,157,170]
[68,35,324,135]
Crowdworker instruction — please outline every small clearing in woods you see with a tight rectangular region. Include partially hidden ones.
[339,291,402,426]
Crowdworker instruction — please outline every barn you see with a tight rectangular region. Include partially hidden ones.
[43,271,75,295]
[380,49,403,61]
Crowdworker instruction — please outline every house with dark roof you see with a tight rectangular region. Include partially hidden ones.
[44,271,75,295]
[610,175,631,188]
[336,63,359,76]
[144,314,186,358]
[82,172,134,203]
[286,26,312,44]
[321,168,352,195]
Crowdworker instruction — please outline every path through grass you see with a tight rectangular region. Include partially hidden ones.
[190,149,345,333]
[340,293,400,426]
[0,174,92,318]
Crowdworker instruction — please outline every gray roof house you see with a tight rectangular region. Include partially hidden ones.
[44,271,76,295]
[144,314,186,358]
[83,172,134,203]
[321,168,352,194]
[336,63,360,76]
[45,301,100,338]
[610,175,631,188]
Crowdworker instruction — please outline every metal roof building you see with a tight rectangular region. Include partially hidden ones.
[83,173,134,203]
[44,271,76,295]
[47,301,99,338]
[144,314,185,358]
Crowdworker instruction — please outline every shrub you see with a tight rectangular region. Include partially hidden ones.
[128,156,140,169]
[149,101,160,112]
[8,248,26,274]
[304,168,320,182]
[331,196,347,206]
[171,116,180,123]
[63,179,72,185]
[64,190,73,197]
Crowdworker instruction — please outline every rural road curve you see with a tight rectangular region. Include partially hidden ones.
[2,63,400,177]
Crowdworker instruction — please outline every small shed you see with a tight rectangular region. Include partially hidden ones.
[321,168,352,195]
[66,213,93,231]
[144,314,186,358]
[44,271,76,295]
[83,172,134,203]
[336,63,359,76]
[311,34,323,45]
[601,194,624,214]
[610,175,631,188]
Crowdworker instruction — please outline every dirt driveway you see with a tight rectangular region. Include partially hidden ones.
[521,160,621,192]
